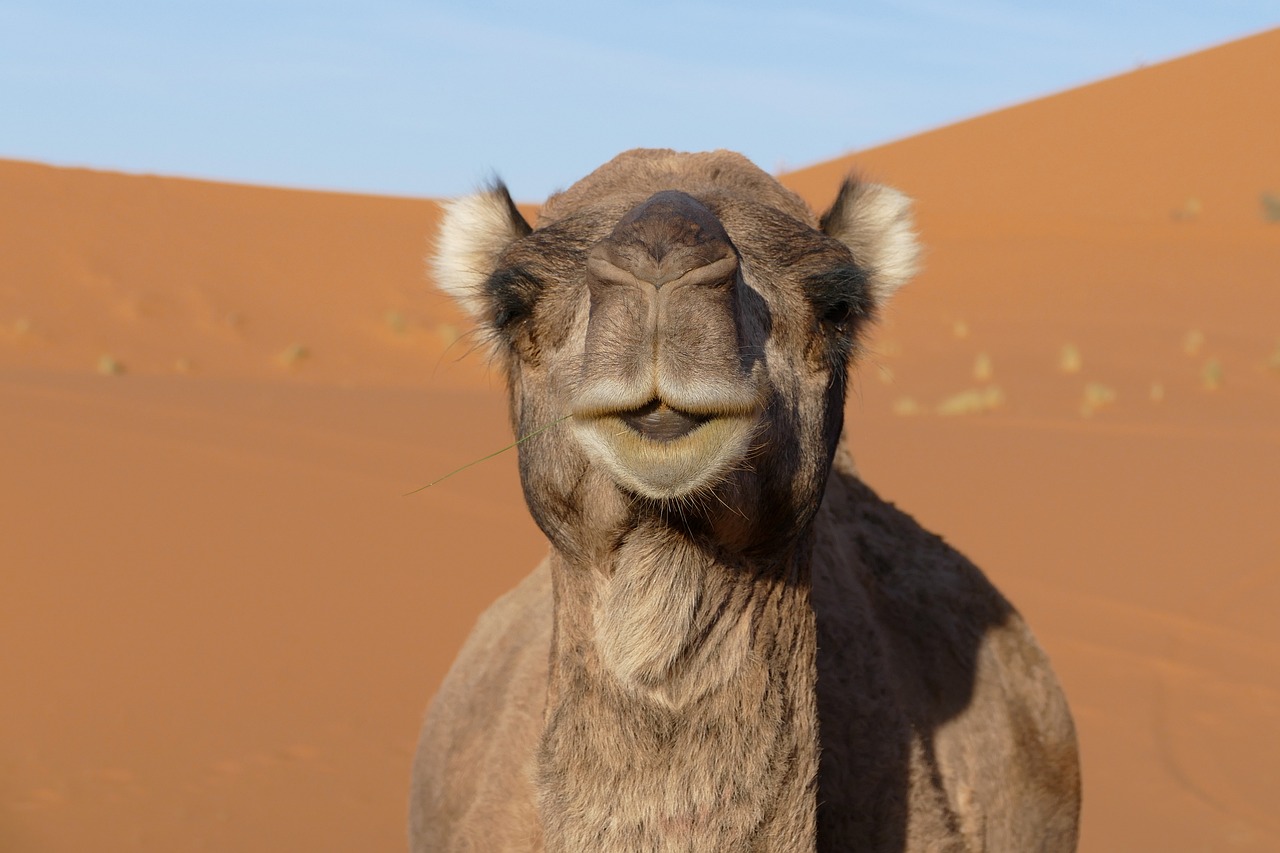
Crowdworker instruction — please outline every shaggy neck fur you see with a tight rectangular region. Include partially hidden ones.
[537,519,820,851]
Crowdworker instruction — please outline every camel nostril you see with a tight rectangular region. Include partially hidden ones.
[619,400,713,442]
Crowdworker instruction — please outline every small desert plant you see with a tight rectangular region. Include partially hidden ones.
[936,386,1004,416]
[1172,196,1202,221]
[385,309,409,335]
[972,352,993,382]
[1261,192,1280,223]
[1058,344,1082,374]
[436,323,460,348]
[877,338,904,358]
[1080,382,1116,416]
[97,354,124,376]
[1201,358,1224,390]
[892,397,923,417]
[278,343,309,368]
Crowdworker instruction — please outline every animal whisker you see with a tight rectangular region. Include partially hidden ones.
[404,414,570,495]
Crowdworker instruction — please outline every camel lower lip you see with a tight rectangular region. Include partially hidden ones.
[571,411,758,499]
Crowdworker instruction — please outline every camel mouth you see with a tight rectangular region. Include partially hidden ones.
[571,399,760,500]
[617,400,713,443]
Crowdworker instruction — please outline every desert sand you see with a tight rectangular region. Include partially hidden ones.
[3,27,1278,852]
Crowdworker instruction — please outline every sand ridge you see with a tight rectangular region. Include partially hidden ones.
[3,27,1279,852]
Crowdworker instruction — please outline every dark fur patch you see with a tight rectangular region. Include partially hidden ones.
[805,264,874,368]
[805,264,872,327]
[818,178,860,238]
[492,181,533,239]
[486,266,542,332]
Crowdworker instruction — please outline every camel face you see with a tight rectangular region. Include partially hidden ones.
[571,190,766,500]
[435,149,918,554]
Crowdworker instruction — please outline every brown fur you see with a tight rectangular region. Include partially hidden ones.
[412,149,1080,851]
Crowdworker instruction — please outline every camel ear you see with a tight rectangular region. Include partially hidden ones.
[819,179,920,305]
[432,183,532,320]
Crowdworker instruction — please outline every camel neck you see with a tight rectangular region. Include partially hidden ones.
[536,526,819,851]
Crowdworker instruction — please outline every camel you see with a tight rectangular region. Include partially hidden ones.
[411,149,1080,851]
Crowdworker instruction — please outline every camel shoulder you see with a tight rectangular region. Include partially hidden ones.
[815,471,1013,661]
[410,561,552,851]
[814,471,1080,847]
[817,471,1071,729]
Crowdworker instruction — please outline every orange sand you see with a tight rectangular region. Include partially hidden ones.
[3,28,1278,851]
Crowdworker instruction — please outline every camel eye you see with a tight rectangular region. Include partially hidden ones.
[821,297,855,327]
[806,266,869,331]
[486,267,541,332]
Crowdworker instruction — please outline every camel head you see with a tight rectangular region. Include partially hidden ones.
[434,150,918,556]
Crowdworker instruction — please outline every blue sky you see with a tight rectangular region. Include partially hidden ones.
[2,2,1276,200]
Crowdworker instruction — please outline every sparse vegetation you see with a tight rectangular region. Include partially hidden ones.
[1261,192,1280,223]
[436,323,460,348]
[278,343,309,368]
[1183,329,1205,357]
[97,354,124,376]
[973,352,993,382]
[1172,196,1202,221]
[1080,382,1116,416]
[1058,344,1082,375]
[385,309,408,335]
[1201,358,1224,391]
[936,385,1004,416]
[892,397,923,416]
[877,339,903,358]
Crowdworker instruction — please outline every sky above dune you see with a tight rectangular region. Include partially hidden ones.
[2,1,1276,200]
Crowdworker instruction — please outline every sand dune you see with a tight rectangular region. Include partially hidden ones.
[781,27,1280,851]
[0,161,482,389]
[3,27,1278,851]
